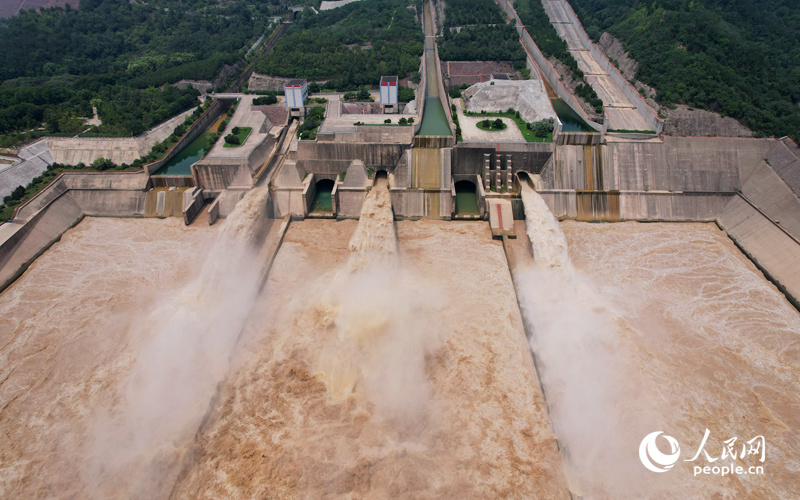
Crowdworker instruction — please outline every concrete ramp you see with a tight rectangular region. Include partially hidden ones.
[719,196,800,306]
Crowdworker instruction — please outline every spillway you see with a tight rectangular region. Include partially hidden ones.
[169,181,568,496]
[515,183,800,498]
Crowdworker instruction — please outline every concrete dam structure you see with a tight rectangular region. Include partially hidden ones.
[1,0,799,497]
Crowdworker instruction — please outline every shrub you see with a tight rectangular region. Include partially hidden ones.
[224,134,240,145]
[529,120,554,138]
[253,95,278,105]
[399,117,407,125]
[384,118,391,124]
[232,126,240,135]
[492,118,504,129]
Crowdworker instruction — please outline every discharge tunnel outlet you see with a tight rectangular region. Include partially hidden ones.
[373,170,389,185]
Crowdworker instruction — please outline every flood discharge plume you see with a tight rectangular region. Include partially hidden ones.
[516,183,649,497]
[316,174,446,419]
[86,188,271,498]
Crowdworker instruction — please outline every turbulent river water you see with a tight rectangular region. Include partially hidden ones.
[517,184,800,498]
[1,182,797,498]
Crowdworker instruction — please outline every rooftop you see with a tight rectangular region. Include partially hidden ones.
[285,79,306,87]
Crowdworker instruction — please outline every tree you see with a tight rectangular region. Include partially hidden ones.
[493,118,504,129]
[357,87,371,101]
[384,118,391,124]
[224,134,240,145]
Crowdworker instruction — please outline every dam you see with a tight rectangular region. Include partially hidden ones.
[0,0,799,497]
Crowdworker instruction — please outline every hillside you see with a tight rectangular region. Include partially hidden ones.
[253,0,423,89]
[569,0,800,140]
[0,0,285,146]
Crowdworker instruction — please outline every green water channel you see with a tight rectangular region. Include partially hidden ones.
[153,131,215,176]
[418,97,452,137]
[311,181,333,213]
[551,98,594,133]
[455,182,479,215]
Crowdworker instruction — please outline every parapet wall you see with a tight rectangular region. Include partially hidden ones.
[145,99,230,176]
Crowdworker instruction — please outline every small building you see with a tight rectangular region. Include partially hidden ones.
[284,79,308,118]
[380,76,399,114]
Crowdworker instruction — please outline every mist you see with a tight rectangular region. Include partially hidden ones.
[314,178,447,421]
[84,189,271,498]
[515,186,660,498]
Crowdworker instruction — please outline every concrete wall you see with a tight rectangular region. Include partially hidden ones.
[540,137,773,192]
[337,187,368,218]
[317,126,414,144]
[0,170,155,290]
[452,142,554,176]
[766,138,800,197]
[14,172,148,220]
[738,160,800,242]
[719,195,800,307]
[390,189,424,219]
[145,99,230,176]
[0,193,84,292]
[297,142,409,173]
[182,187,205,225]
[0,140,53,199]
[194,162,251,190]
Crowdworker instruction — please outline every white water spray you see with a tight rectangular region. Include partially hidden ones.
[516,183,652,497]
[315,177,446,420]
[86,189,271,498]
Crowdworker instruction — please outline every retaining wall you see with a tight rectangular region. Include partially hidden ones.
[0,171,150,292]
[145,99,231,176]
[0,194,84,292]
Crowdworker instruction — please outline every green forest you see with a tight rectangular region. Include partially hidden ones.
[437,0,525,69]
[0,0,284,146]
[254,0,423,89]
[569,0,800,140]
[442,0,503,26]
